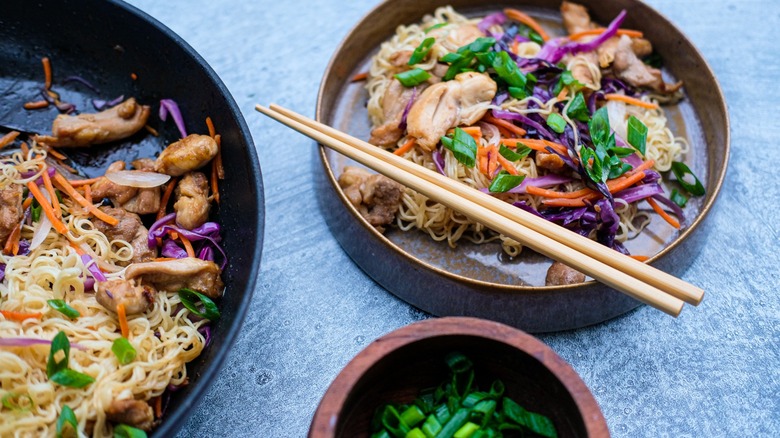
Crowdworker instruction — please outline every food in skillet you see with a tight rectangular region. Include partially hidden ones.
[0,59,226,437]
[345,3,706,284]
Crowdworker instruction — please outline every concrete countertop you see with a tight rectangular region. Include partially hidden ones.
[126,0,779,436]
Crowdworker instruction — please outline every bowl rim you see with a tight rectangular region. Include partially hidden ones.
[308,316,609,437]
[315,0,730,294]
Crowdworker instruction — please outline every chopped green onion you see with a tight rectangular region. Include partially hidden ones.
[546,113,567,134]
[50,369,95,388]
[454,422,480,438]
[371,431,392,438]
[48,299,80,319]
[435,403,452,424]
[47,331,70,378]
[442,50,474,81]
[499,144,531,162]
[502,397,558,438]
[441,128,477,168]
[406,428,426,438]
[565,92,589,122]
[401,405,425,427]
[670,161,705,196]
[488,171,526,193]
[114,424,148,438]
[112,337,137,365]
[56,406,78,438]
[381,405,410,437]
[459,37,496,54]
[579,147,604,184]
[425,23,448,33]
[437,408,470,438]
[492,51,526,89]
[2,392,34,412]
[422,415,442,437]
[408,38,435,66]
[670,189,688,207]
[178,288,221,321]
[627,115,647,156]
[394,68,431,87]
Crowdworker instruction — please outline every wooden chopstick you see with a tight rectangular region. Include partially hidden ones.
[257,104,692,317]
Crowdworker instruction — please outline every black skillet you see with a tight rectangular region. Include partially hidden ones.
[0,0,264,435]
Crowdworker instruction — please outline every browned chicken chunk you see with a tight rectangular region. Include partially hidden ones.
[174,172,210,230]
[0,185,24,245]
[155,134,218,176]
[95,278,156,315]
[407,72,497,151]
[561,1,595,35]
[33,98,150,148]
[535,152,567,173]
[613,36,682,93]
[125,258,224,299]
[91,161,138,205]
[90,161,162,215]
[545,261,586,286]
[106,399,155,431]
[338,166,403,229]
[92,207,156,263]
[122,159,162,215]
[369,78,425,147]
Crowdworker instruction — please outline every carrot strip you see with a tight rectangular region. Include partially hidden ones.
[351,72,368,82]
[501,138,569,156]
[205,117,216,138]
[210,157,220,204]
[117,303,129,338]
[27,181,68,234]
[41,170,61,219]
[20,142,29,158]
[52,173,118,226]
[496,153,519,176]
[527,185,593,199]
[22,197,33,210]
[504,8,550,41]
[627,159,655,175]
[393,138,416,156]
[646,197,680,229]
[214,134,224,179]
[3,223,21,255]
[84,184,92,205]
[483,115,527,137]
[67,177,101,187]
[477,145,488,174]
[1,310,43,322]
[153,396,163,419]
[630,255,650,262]
[487,145,499,176]
[569,28,644,41]
[541,161,655,207]
[130,72,138,81]
[23,100,49,110]
[511,39,520,55]
[180,235,195,258]
[604,93,659,110]
[42,57,52,90]
[557,87,568,100]
[46,147,67,161]
[0,131,20,149]
[157,177,178,220]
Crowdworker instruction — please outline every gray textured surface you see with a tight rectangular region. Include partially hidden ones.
[125,0,779,436]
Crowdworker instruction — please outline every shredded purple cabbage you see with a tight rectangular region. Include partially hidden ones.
[147,213,177,248]
[149,219,226,270]
[198,325,212,348]
[537,10,627,64]
[62,75,100,93]
[159,99,188,139]
[651,194,685,223]
[595,198,620,248]
[161,239,188,259]
[398,87,418,132]
[512,201,544,217]
[92,94,125,111]
[491,109,555,140]
[0,264,5,282]
[432,149,446,176]
[80,254,107,282]
[198,246,215,262]
[478,12,506,33]
[613,183,664,204]
[0,337,86,350]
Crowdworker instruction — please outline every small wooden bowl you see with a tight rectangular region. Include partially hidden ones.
[309,317,608,437]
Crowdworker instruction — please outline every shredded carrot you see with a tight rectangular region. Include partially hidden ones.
[627,159,655,175]
[144,125,159,136]
[42,57,52,90]
[27,181,68,234]
[117,303,129,338]
[41,170,61,219]
[351,71,368,82]
[58,162,78,174]
[450,126,482,144]
[1,310,43,322]
[511,39,520,55]
[3,223,21,255]
[168,231,179,241]
[501,138,569,156]
[527,185,593,199]
[477,145,488,174]
[483,115,527,137]
[214,134,224,179]
[46,147,67,160]
[630,255,650,262]
[496,152,519,176]
[153,396,163,418]
[0,131,20,149]
[569,28,644,41]
[210,156,220,204]
[22,197,33,210]
[52,173,118,226]
[20,142,29,158]
[180,235,195,258]
[504,8,550,41]
[153,257,177,262]
[542,160,656,207]
[67,177,100,187]
[84,184,92,205]
[557,87,568,100]
[130,72,138,81]
[23,100,49,110]
[393,138,416,156]
[646,197,680,229]
[205,117,216,138]
[157,177,179,220]
[487,145,499,176]
[495,125,514,139]
[604,93,659,110]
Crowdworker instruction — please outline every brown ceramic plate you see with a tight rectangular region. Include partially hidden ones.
[316,0,728,332]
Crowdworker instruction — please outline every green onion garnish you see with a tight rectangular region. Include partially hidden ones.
[50,369,95,388]
[112,337,137,365]
[47,331,95,388]
[492,51,526,89]
[499,144,531,162]
[31,200,42,222]
[565,92,589,122]
[425,23,448,33]
[114,424,148,438]
[48,299,80,319]
[178,288,221,321]
[56,406,78,438]
[441,128,477,168]
[670,161,705,196]
[2,392,34,412]
[546,113,567,134]
[627,115,648,156]
[488,171,526,193]
[408,38,435,66]
[394,68,431,87]
[670,189,688,207]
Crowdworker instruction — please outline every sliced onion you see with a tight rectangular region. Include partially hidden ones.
[606,99,628,140]
[106,170,170,188]
[30,190,53,251]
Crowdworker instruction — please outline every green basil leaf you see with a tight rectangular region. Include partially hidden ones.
[670,189,688,207]
[546,113,567,134]
[499,144,531,162]
[607,162,633,179]
[48,299,80,319]
[441,128,477,168]
[112,337,137,365]
[56,406,79,438]
[47,331,70,378]
[565,92,590,122]
[492,51,526,88]
[488,171,526,193]
[178,288,221,321]
[425,23,448,34]
[580,147,603,185]
[114,424,148,438]
[50,369,95,388]
[408,37,435,65]
[2,392,34,412]
[589,107,611,146]
[394,68,431,87]
[627,115,647,156]
[670,161,705,196]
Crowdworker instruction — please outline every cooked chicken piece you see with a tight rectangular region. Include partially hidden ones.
[613,36,682,93]
[428,23,485,52]
[597,37,653,68]
[96,278,156,315]
[545,261,586,286]
[118,158,162,215]
[535,152,566,173]
[33,98,150,148]
[561,1,595,34]
[0,185,23,245]
[126,258,224,299]
[338,166,403,229]
[174,172,210,230]
[155,134,218,177]
[106,399,155,431]
[91,161,138,205]
[407,72,497,151]
[369,79,422,147]
[388,50,413,68]
[92,207,156,263]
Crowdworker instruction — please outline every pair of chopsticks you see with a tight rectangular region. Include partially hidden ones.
[256,104,704,317]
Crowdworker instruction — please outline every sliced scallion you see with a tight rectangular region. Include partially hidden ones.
[56,406,78,438]
[112,337,137,365]
[488,171,526,194]
[499,144,531,162]
[627,115,648,156]
[671,189,688,207]
[48,299,80,319]
[114,424,148,438]
[408,38,435,66]
[394,68,431,87]
[670,161,705,196]
[1,392,34,412]
[546,113,567,134]
[441,128,477,168]
[178,288,221,321]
